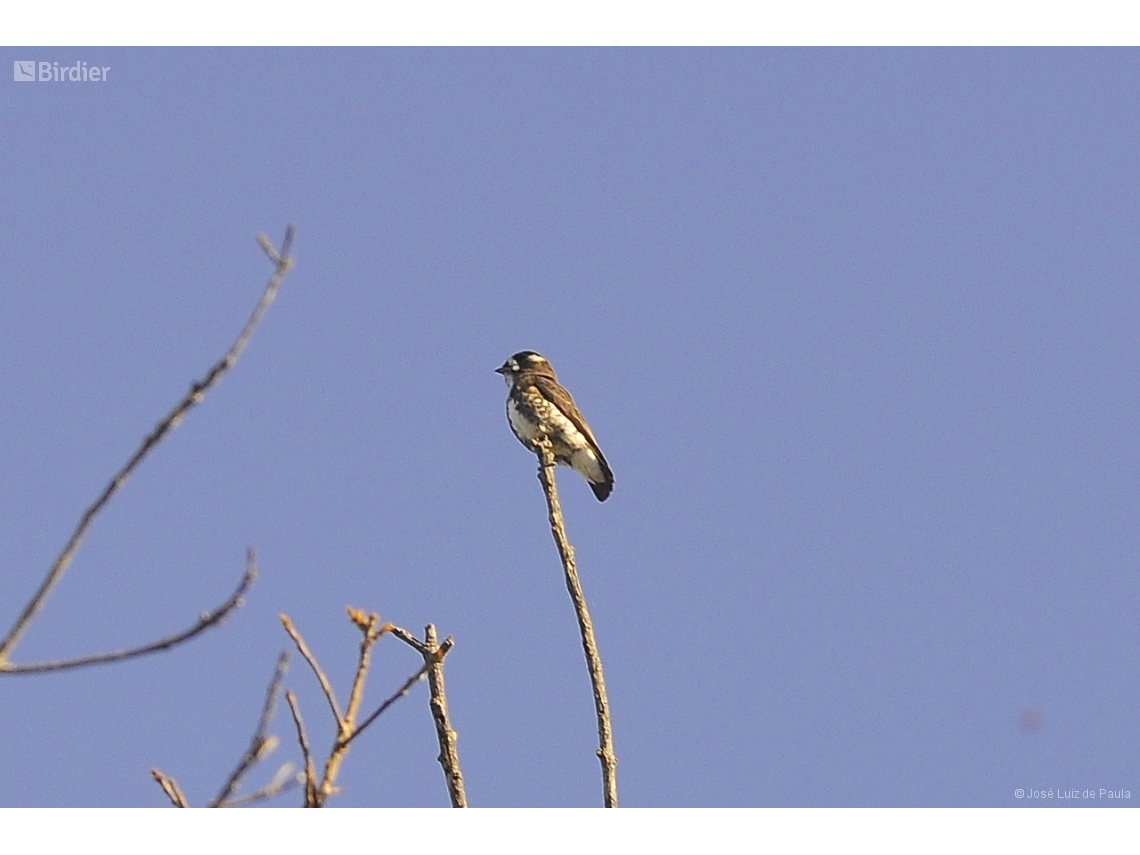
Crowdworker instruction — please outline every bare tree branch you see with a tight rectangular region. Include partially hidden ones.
[151,768,189,808]
[315,609,390,803]
[534,436,619,808]
[392,624,466,807]
[211,650,290,807]
[281,609,432,806]
[0,227,296,667]
[221,764,301,807]
[150,641,305,809]
[340,654,436,751]
[0,550,257,675]
[343,609,389,730]
[286,690,318,807]
[280,614,343,726]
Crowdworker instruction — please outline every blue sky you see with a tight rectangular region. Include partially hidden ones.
[2,48,1139,807]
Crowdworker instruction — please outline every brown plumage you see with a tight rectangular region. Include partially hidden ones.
[496,351,614,501]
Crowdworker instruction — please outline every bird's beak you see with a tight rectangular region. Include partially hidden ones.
[495,363,508,375]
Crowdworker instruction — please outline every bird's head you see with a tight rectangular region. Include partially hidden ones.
[496,351,549,383]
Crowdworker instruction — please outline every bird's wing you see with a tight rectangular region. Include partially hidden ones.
[531,373,606,457]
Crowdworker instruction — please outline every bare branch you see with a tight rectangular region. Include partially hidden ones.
[313,608,389,805]
[279,614,343,725]
[151,768,189,808]
[393,624,467,807]
[341,652,438,750]
[0,550,257,675]
[343,609,389,729]
[283,608,432,806]
[0,227,296,665]
[211,650,290,807]
[221,764,302,807]
[390,624,427,653]
[534,436,619,808]
[286,690,318,807]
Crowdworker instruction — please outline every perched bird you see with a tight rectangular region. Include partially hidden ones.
[496,351,614,501]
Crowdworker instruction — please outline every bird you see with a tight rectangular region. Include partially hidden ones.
[496,351,614,501]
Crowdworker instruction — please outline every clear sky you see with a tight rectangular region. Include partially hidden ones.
[2,48,1139,808]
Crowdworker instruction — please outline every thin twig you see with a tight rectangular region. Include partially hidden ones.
[389,625,427,653]
[534,436,618,808]
[211,650,290,807]
[339,656,436,750]
[0,550,257,675]
[151,768,189,808]
[343,610,388,730]
[315,609,389,805]
[0,227,296,666]
[221,764,301,807]
[280,614,343,725]
[282,609,433,807]
[392,624,466,807]
[286,690,318,807]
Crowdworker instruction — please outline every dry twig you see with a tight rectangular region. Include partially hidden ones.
[151,768,189,808]
[151,607,439,808]
[534,436,618,808]
[279,614,343,725]
[220,763,301,807]
[211,650,291,807]
[1,550,258,675]
[281,608,434,806]
[286,690,318,806]
[340,654,435,749]
[314,609,389,804]
[0,227,296,671]
[391,624,466,807]
[150,646,303,808]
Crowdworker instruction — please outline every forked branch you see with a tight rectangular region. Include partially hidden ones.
[0,227,296,670]
[281,608,431,807]
[211,650,291,807]
[151,647,302,808]
[0,550,257,675]
[391,623,466,807]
